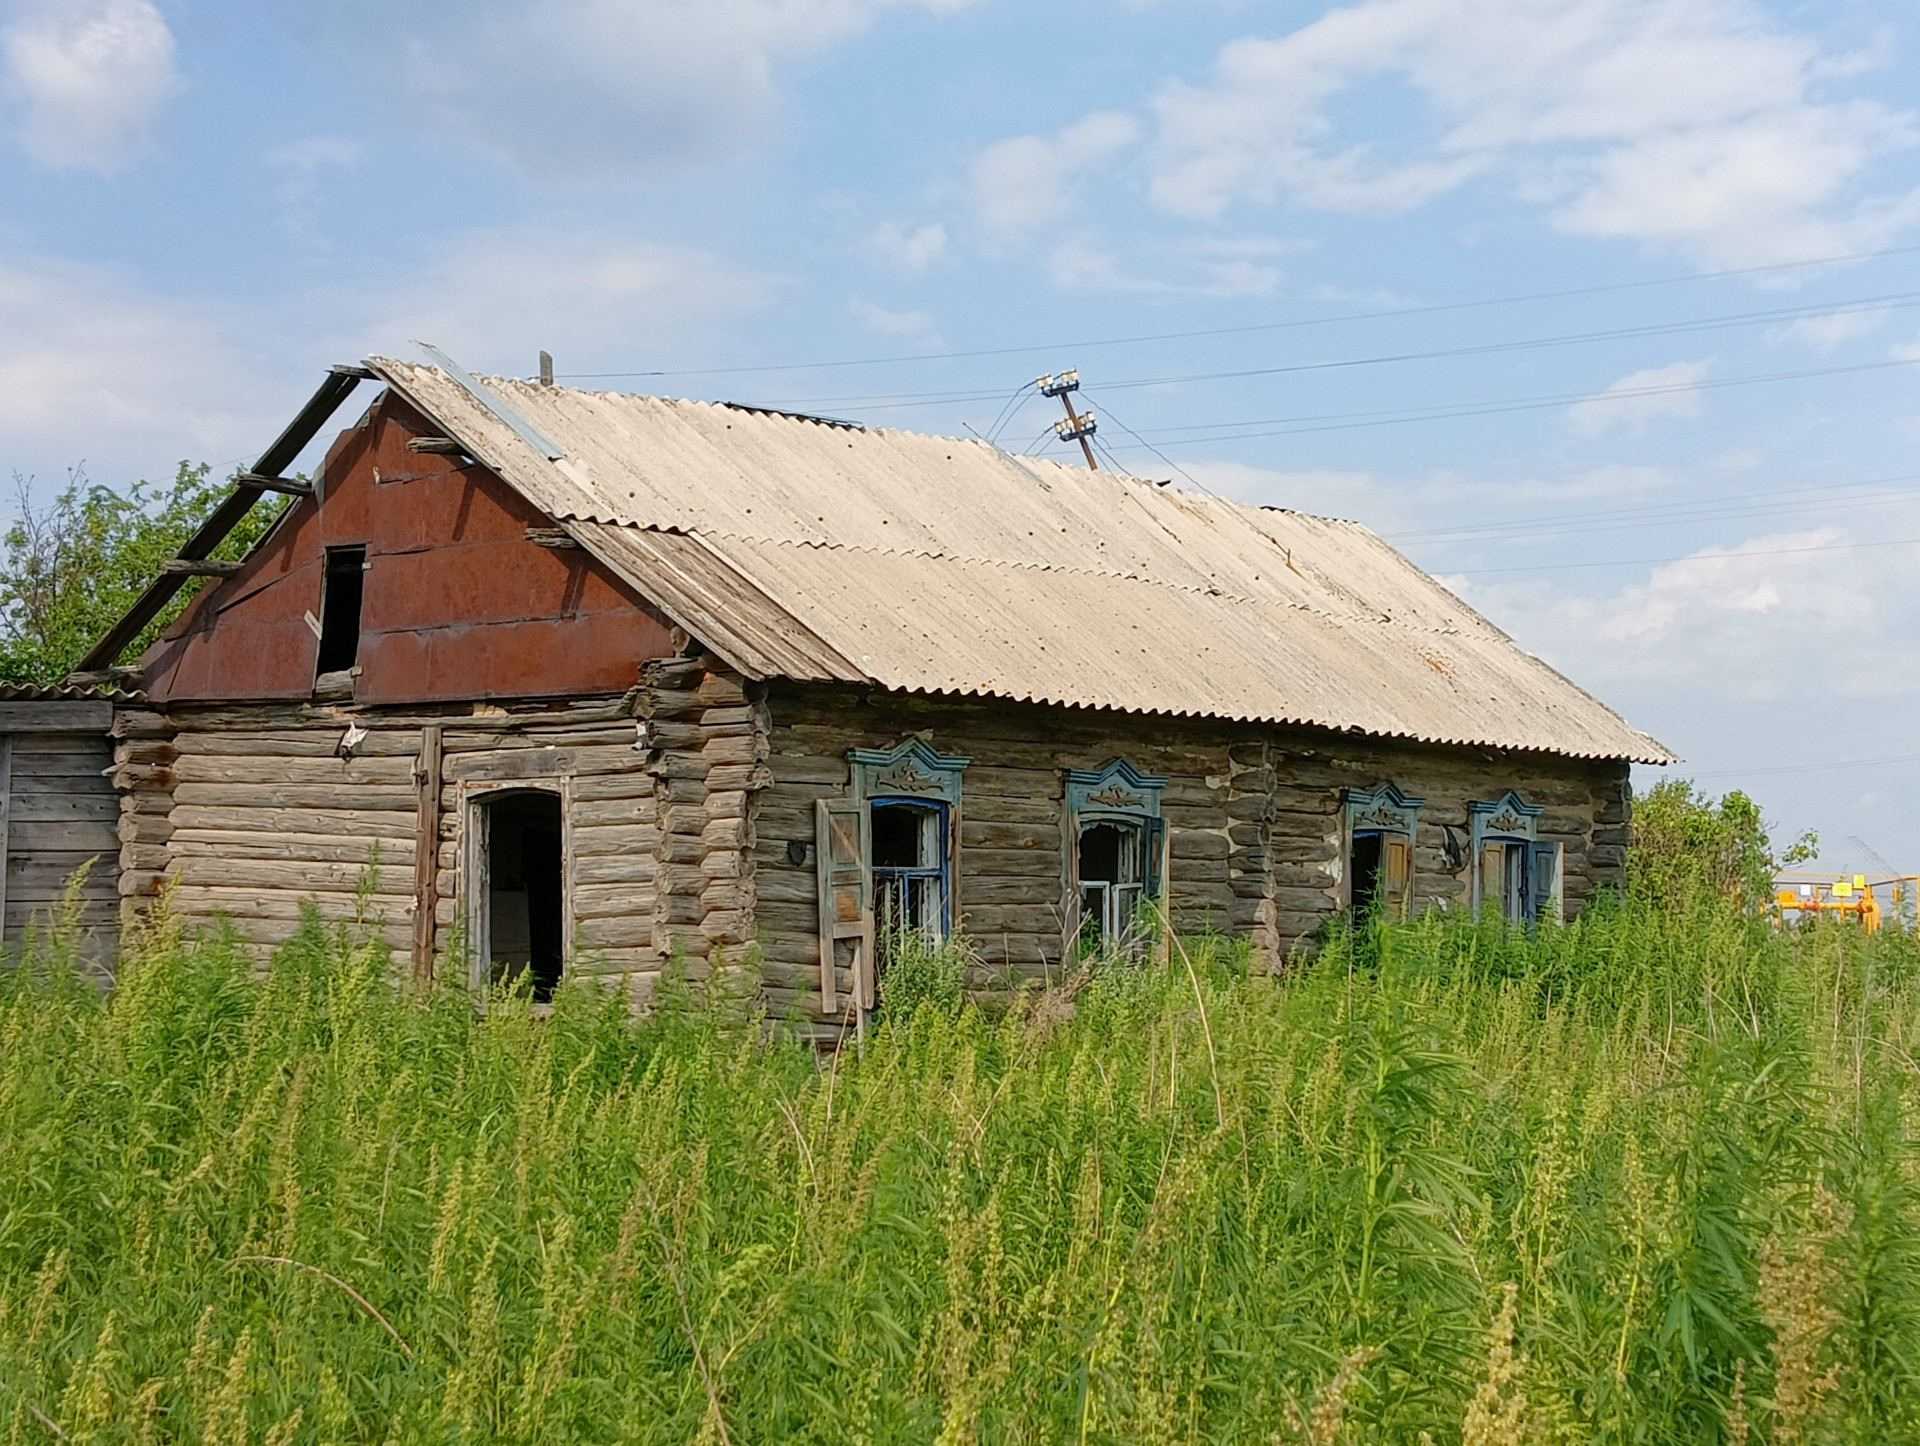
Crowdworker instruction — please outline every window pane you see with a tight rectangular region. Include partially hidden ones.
[872,803,932,869]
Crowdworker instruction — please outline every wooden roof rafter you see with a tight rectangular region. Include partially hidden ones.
[66,365,375,684]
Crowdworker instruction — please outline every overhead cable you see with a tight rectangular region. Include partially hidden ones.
[554,239,1920,382]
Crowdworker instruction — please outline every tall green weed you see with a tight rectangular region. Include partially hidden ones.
[1,891,1914,1443]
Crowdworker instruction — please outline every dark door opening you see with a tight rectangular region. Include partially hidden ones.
[482,790,564,1001]
[316,545,366,677]
[1351,831,1385,915]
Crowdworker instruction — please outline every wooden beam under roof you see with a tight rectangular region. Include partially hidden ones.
[67,365,374,678]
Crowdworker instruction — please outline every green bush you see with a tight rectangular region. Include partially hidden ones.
[1,884,1913,1443]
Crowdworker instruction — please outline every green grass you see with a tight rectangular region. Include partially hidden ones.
[3,888,1917,1444]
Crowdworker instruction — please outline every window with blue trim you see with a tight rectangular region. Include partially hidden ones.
[849,739,970,955]
[1066,758,1167,951]
[1469,791,1562,922]
[1346,783,1424,919]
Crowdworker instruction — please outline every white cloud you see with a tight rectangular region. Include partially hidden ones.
[0,221,780,483]
[316,0,976,179]
[971,111,1139,241]
[1140,0,1920,266]
[850,299,940,345]
[346,225,776,372]
[0,249,273,480]
[1488,520,1920,709]
[268,136,364,249]
[868,220,947,272]
[1770,305,1888,352]
[1567,360,1709,434]
[2,0,178,171]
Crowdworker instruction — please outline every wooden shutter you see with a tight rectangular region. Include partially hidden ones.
[1531,841,1563,922]
[1384,835,1413,920]
[815,799,874,1016]
[1144,816,1167,902]
[1478,842,1505,917]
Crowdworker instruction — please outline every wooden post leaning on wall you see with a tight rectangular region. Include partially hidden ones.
[0,735,13,950]
[413,725,443,984]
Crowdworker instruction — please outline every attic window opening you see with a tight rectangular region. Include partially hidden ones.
[315,546,366,676]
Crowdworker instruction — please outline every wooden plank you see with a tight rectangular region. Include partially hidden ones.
[444,748,646,784]
[177,729,421,758]
[571,883,654,919]
[173,754,415,785]
[173,782,419,811]
[572,854,657,887]
[168,804,417,839]
[0,703,112,732]
[10,821,119,853]
[168,885,413,920]
[0,735,10,944]
[413,726,441,983]
[168,832,415,864]
[570,798,655,830]
[570,822,657,856]
[10,793,118,823]
[174,857,415,895]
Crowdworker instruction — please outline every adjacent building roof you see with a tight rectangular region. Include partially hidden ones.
[368,356,1673,763]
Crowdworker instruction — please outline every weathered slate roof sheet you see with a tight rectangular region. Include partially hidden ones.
[372,357,1672,762]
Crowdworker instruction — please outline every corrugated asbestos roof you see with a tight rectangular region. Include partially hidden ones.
[0,681,143,704]
[370,357,1673,762]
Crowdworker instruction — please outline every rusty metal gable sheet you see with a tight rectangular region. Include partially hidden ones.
[369,357,1672,762]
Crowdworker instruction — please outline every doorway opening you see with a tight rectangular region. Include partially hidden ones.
[479,790,565,1001]
[1351,831,1386,915]
[316,545,366,677]
[1078,819,1145,950]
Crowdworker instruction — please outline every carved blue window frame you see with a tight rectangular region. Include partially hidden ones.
[1065,758,1169,922]
[1346,782,1424,840]
[1469,790,1541,850]
[1066,757,1167,825]
[1469,790,1553,919]
[849,740,971,938]
[850,738,971,806]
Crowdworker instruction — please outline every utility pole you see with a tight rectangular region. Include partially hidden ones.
[1039,370,1097,470]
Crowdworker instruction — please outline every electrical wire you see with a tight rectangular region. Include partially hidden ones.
[1389,472,1920,545]
[554,239,1920,381]
[1393,482,1920,552]
[977,379,1034,445]
[1686,751,1920,778]
[1099,356,1920,450]
[732,289,1920,414]
[1076,390,1212,495]
[1450,532,1920,575]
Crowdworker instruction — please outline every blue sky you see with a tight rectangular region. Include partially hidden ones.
[5,0,1920,870]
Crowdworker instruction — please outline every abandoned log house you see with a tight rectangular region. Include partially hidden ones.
[2,353,1672,1026]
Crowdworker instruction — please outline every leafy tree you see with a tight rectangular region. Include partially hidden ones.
[0,463,284,686]
[1630,777,1817,913]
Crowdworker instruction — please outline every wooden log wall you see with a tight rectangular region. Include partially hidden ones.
[2,722,120,973]
[104,677,1627,1021]
[1257,736,1630,953]
[633,651,770,996]
[752,683,1274,1019]
[753,682,1631,1014]
[138,695,662,1002]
